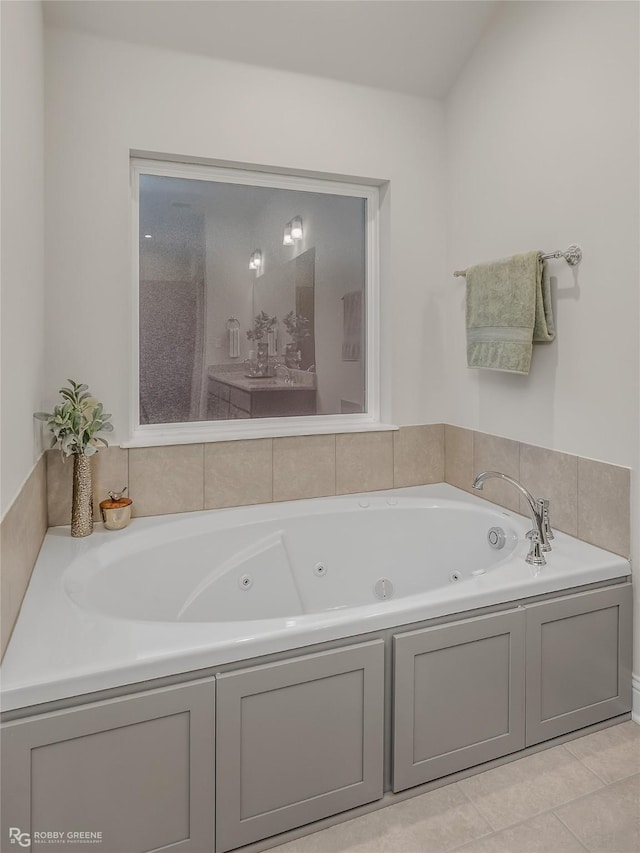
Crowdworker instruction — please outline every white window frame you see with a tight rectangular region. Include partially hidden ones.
[126,158,390,447]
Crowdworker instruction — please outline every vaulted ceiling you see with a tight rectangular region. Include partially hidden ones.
[43,0,501,98]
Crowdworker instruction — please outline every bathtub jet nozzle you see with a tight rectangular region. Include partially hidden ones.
[472,471,550,567]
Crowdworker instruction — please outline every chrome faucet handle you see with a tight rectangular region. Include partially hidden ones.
[527,498,552,553]
[525,528,546,567]
[540,498,554,541]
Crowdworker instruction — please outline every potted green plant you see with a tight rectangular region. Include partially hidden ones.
[35,380,113,537]
[246,311,278,343]
[246,312,278,375]
[283,311,311,368]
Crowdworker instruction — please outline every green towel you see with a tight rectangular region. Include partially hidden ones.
[466,251,555,374]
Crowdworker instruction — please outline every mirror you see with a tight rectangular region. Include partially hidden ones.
[253,248,315,371]
[138,169,367,424]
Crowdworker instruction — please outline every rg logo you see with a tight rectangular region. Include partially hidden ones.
[9,827,31,847]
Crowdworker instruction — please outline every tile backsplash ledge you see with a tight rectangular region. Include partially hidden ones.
[45,423,630,560]
[46,425,445,524]
[444,426,631,559]
[1,455,48,658]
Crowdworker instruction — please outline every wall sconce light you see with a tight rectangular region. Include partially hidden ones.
[290,216,303,240]
[283,216,303,245]
[249,249,262,271]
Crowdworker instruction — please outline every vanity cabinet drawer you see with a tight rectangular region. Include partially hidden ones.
[209,379,230,401]
[208,394,229,420]
[393,609,525,792]
[229,404,250,419]
[215,640,384,852]
[229,387,251,413]
[525,583,632,745]
[1,679,215,853]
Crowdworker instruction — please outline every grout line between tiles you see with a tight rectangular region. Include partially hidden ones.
[450,782,499,842]
[456,744,607,835]
[576,454,582,542]
[525,751,636,821]
[553,807,594,852]
[333,433,337,496]
[392,430,397,488]
[565,749,609,787]
[470,428,475,490]
[444,424,449,485]
[448,806,587,853]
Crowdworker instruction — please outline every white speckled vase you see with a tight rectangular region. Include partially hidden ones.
[71,453,93,538]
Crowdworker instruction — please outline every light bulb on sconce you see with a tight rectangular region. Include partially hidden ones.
[249,249,263,271]
[290,216,303,240]
[283,216,303,245]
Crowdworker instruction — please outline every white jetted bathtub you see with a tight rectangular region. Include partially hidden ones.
[1,484,630,711]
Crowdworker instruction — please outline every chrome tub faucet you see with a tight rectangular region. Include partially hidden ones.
[472,471,552,567]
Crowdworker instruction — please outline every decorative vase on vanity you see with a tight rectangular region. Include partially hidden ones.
[256,342,269,376]
[71,452,94,538]
[35,379,114,538]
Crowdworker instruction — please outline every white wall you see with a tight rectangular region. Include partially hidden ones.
[0,0,45,517]
[204,201,254,370]
[444,0,640,693]
[43,27,447,440]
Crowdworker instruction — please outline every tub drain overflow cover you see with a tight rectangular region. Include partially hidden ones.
[374,578,394,600]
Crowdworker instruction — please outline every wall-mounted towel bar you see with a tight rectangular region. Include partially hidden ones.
[453,244,582,277]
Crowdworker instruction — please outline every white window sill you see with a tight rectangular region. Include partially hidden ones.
[122,416,398,448]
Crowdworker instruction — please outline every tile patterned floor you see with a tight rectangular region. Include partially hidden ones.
[271,721,640,853]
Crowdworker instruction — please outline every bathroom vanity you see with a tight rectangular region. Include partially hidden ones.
[207,370,317,419]
[1,580,631,853]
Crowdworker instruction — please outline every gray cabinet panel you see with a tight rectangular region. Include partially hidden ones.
[525,584,632,745]
[1,679,215,853]
[393,609,525,792]
[215,640,384,852]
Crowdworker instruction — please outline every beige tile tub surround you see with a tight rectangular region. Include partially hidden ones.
[393,424,444,488]
[444,425,473,493]
[205,439,273,510]
[578,457,631,559]
[1,455,47,658]
[273,435,336,502]
[47,446,129,527]
[130,444,204,517]
[335,431,394,495]
[519,443,578,537]
[443,426,631,559]
[41,424,630,559]
[472,431,520,512]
